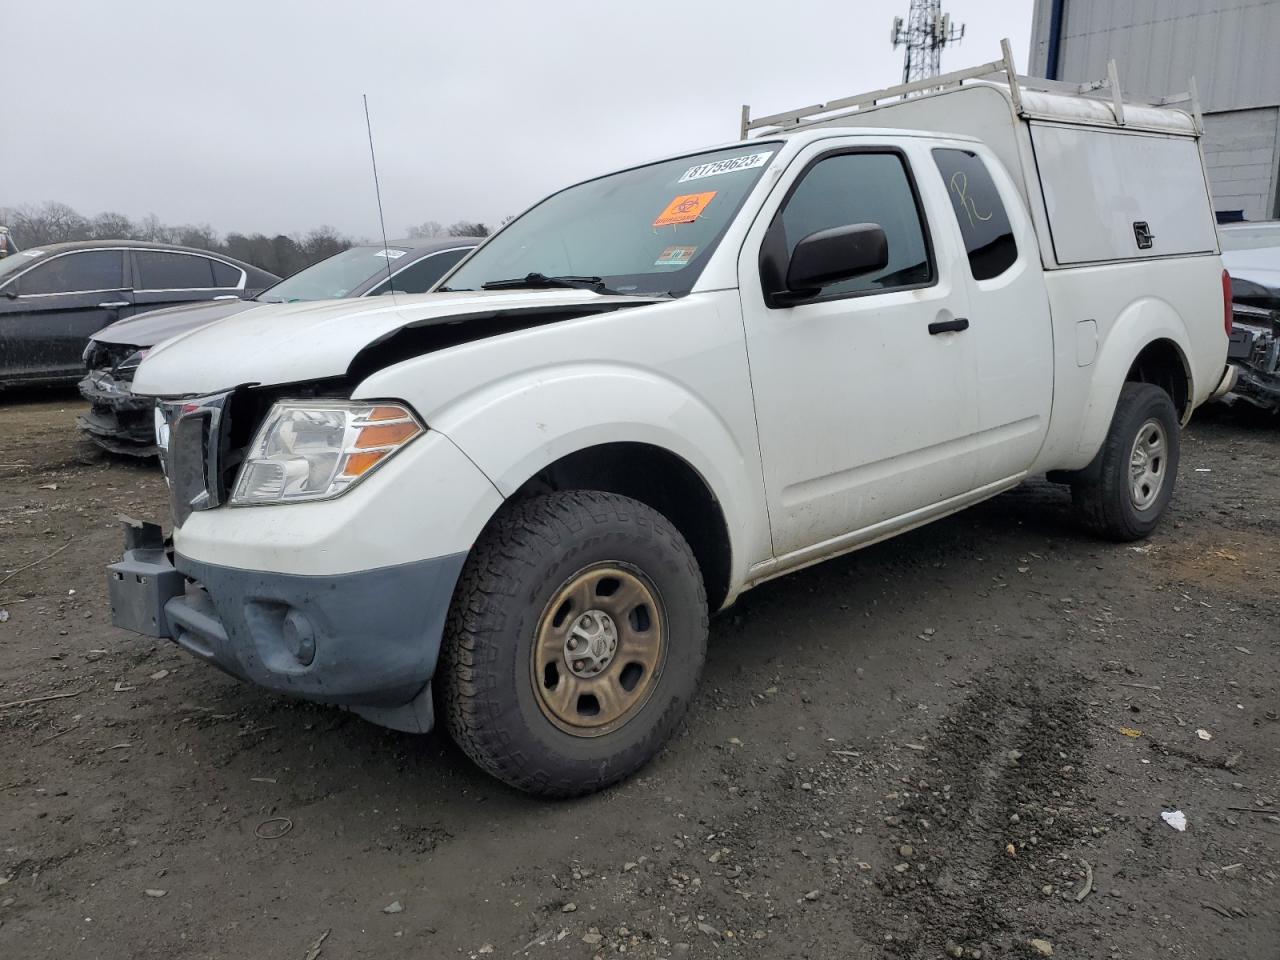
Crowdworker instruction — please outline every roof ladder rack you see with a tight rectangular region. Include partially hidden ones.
[740,38,1021,140]
[738,38,1202,139]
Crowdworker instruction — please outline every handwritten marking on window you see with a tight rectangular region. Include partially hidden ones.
[949,171,993,229]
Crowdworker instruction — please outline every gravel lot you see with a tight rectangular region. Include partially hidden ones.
[1,392,1277,960]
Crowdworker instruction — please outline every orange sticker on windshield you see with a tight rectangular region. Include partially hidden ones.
[653,191,717,227]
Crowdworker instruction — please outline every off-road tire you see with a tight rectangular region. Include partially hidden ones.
[1072,382,1180,541]
[437,490,708,797]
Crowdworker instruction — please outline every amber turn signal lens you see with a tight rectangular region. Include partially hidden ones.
[339,450,388,478]
[368,405,411,421]
[354,421,420,448]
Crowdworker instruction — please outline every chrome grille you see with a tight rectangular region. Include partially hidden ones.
[158,392,230,527]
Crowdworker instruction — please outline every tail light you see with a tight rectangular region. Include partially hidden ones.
[1222,269,1233,336]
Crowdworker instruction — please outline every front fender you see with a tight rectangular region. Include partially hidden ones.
[1074,297,1194,462]
[418,362,766,587]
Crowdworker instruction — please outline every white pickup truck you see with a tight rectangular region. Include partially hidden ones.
[110,47,1231,796]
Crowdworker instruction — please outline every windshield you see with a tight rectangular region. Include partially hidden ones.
[257,245,410,302]
[0,248,44,284]
[443,144,780,297]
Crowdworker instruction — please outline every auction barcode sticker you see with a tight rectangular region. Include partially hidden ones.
[678,151,772,183]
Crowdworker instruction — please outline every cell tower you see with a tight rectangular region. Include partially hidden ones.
[891,0,965,83]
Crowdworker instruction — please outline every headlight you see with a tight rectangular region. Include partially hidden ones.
[230,400,423,506]
[117,348,150,372]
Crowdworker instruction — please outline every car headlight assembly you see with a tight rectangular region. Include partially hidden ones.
[230,400,423,506]
[117,348,150,372]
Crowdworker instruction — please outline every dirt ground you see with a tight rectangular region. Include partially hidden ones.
[1,391,1277,960]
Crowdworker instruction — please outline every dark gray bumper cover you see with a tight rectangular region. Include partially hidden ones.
[108,537,466,733]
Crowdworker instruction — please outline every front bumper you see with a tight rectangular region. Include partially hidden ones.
[77,369,157,455]
[108,523,466,732]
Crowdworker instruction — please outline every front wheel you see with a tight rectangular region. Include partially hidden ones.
[437,490,708,797]
[1072,382,1181,541]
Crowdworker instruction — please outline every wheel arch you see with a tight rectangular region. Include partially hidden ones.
[1126,338,1192,422]
[503,442,733,612]
[419,362,769,610]
[1072,299,1197,465]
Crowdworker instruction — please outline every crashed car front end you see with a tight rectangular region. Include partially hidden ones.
[1227,302,1280,412]
[78,341,156,455]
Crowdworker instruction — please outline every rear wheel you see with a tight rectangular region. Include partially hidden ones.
[437,490,707,796]
[1072,382,1180,541]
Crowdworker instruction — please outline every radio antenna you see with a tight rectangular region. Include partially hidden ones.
[363,94,396,300]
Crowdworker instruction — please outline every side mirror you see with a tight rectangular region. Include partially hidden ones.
[2,283,17,299]
[783,223,888,300]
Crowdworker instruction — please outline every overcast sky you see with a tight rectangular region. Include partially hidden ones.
[4,0,1033,240]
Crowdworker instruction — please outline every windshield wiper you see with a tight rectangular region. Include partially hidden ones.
[480,272,617,294]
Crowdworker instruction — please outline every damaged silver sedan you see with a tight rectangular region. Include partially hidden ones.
[78,238,480,455]
[1220,223,1280,414]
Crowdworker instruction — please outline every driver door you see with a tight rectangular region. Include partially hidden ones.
[738,142,980,560]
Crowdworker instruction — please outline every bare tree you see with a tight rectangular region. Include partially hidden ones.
[447,220,490,237]
[136,213,176,244]
[299,225,348,262]
[1,199,357,275]
[12,201,89,244]
[406,220,444,239]
[88,211,135,240]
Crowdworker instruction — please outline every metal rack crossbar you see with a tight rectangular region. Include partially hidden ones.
[739,38,1201,139]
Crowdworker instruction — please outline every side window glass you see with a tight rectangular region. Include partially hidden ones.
[210,260,243,287]
[775,152,932,297]
[373,249,470,295]
[21,251,124,295]
[135,251,216,289]
[932,148,1017,280]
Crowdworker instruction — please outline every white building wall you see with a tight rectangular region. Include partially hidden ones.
[1029,0,1280,112]
[1202,107,1280,220]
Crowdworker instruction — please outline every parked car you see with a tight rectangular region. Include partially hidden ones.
[1219,223,1280,412]
[0,241,277,389]
[1219,219,1280,255]
[109,48,1230,797]
[79,238,480,454]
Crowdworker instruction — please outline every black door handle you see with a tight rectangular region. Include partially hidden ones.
[929,317,969,335]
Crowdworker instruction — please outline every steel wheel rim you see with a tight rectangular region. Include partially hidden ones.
[1128,417,1168,511]
[531,563,667,738]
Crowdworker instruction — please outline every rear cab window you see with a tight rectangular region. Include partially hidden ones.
[932,148,1017,280]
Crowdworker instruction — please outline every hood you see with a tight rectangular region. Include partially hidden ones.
[1223,249,1280,288]
[132,289,664,397]
[91,298,257,348]
[1223,249,1280,310]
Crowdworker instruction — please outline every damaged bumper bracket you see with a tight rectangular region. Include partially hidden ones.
[106,519,466,734]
